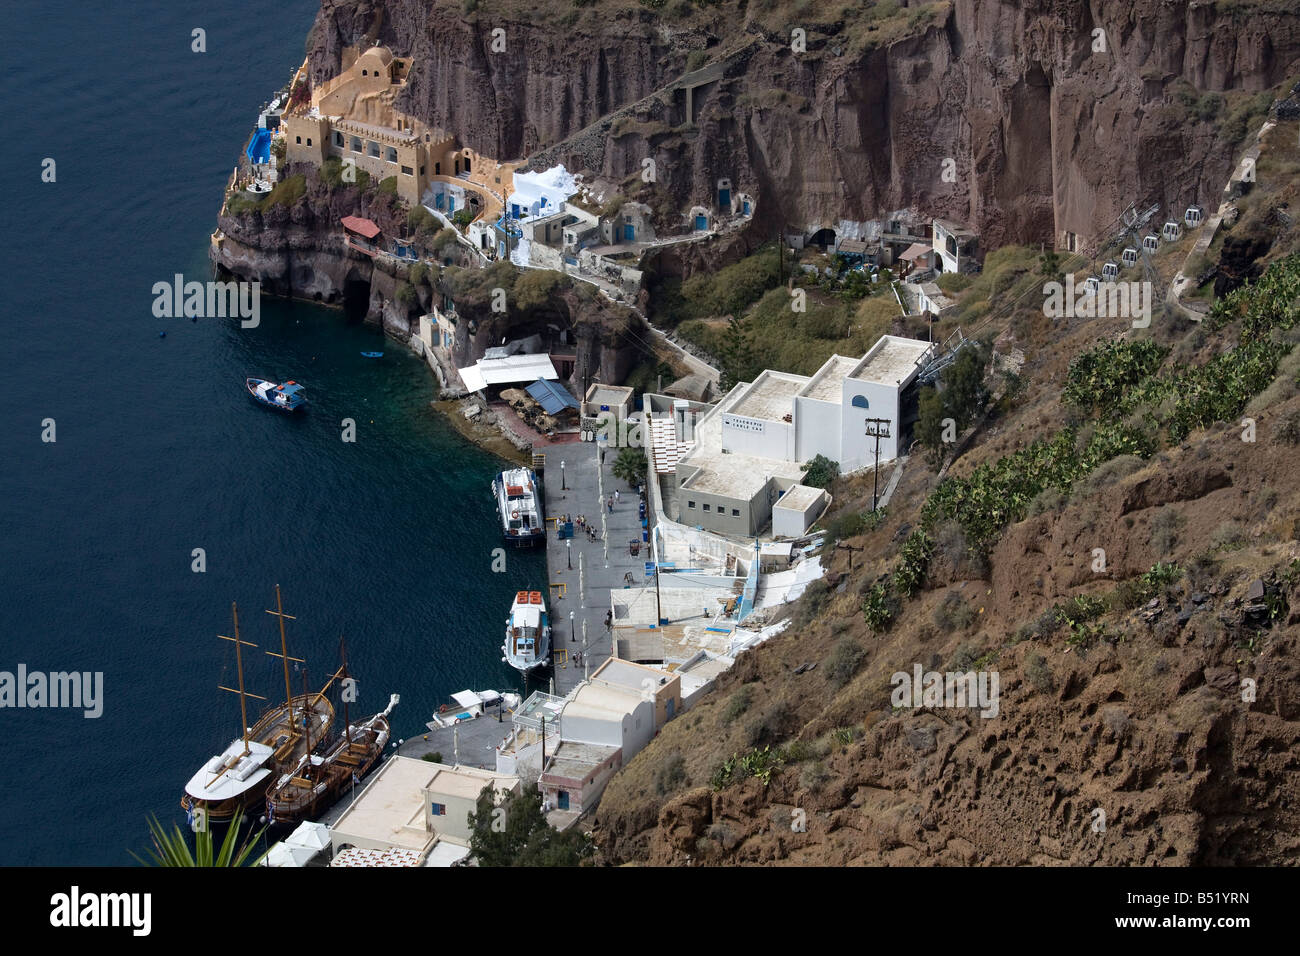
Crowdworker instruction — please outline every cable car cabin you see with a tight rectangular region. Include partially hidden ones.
[1185,206,1204,228]
[1101,262,1119,281]
[1142,235,1160,253]
[1162,221,1183,242]
[1121,247,1139,268]
[1084,276,1101,295]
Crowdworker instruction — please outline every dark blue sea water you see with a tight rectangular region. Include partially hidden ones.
[0,0,542,865]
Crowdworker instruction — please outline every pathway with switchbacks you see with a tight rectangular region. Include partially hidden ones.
[1167,115,1280,319]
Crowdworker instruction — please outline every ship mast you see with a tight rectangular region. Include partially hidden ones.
[340,636,352,746]
[265,584,304,742]
[218,602,266,757]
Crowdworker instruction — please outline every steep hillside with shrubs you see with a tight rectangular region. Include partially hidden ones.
[591,119,1300,864]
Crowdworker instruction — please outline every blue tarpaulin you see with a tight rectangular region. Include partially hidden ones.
[526,379,578,415]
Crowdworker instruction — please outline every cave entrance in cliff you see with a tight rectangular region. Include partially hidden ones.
[342,279,371,321]
[808,228,837,251]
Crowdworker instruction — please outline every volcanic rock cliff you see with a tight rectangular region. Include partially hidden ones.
[305,0,1300,249]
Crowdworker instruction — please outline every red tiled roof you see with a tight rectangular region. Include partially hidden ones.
[340,216,381,239]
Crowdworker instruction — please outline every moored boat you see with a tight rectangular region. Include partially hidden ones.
[492,467,544,546]
[502,590,551,673]
[427,688,521,731]
[246,377,308,412]
[181,586,339,824]
[265,693,399,828]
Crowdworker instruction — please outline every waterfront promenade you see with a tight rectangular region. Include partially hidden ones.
[540,438,648,697]
[388,437,649,771]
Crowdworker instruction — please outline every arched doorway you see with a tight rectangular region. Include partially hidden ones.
[808,227,837,250]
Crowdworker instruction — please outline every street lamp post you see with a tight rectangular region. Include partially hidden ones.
[560,460,566,490]
[567,539,572,570]
[569,611,575,644]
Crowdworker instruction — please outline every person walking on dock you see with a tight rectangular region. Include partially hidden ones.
[614,489,621,504]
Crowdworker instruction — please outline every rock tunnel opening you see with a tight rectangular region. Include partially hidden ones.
[342,279,371,321]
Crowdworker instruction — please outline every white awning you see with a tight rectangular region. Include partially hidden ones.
[451,690,481,710]
[457,353,559,392]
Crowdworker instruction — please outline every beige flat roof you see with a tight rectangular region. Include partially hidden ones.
[426,764,518,801]
[680,451,805,498]
[330,757,435,854]
[774,484,827,513]
[545,741,619,780]
[852,336,933,386]
[800,354,860,403]
[592,657,678,692]
[728,371,809,422]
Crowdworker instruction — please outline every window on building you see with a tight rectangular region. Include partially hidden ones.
[702,503,711,512]
[429,802,445,816]
[295,136,301,144]
[435,162,440,175]
[351,137,362,153]
[419,165,425,176]
[332,131,343,148]
[368,141,380,158]
[306,138,312,146]
[386,146,397,163]
[687,500,695,509]
[732,508,740,516]
[401,165,413,176]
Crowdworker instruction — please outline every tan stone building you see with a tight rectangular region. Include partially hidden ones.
[283,45,492,207]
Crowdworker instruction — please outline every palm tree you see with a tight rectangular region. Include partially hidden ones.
[132,806,268,867]
[612,447,647,488]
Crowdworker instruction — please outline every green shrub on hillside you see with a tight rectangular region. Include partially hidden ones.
[801,454,840,489]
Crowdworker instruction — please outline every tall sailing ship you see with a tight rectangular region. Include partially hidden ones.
[264,642,398,829]
[181,586,340,824]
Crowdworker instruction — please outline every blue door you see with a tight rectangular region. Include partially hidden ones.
[511,203,520,219]
[448,196,455,212]
[666,698,675,720]
[718,188,730,209]
[743,200,751,214]
[557,790,570,810]
[623,223,635,241]
[695,214,707,231]
[434,193,443,210]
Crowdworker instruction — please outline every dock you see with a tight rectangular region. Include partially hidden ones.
[540,439,649,698]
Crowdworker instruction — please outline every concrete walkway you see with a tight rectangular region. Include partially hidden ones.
[540,441,649,697]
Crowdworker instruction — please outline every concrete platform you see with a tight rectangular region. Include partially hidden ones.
[540,440,650,698]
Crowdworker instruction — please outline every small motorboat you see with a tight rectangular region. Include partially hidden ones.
[247,377,307,413]
[360,351,384,358]
[502,590,551,674]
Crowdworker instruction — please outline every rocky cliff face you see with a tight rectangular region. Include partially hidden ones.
[211,170,644,388]
[211,172,420,335]
[306,0,1300,250]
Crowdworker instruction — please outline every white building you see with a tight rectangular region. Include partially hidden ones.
[667,335,933,537]
[538,679,656,817]
[932,218,979,275]
[329,756,520,865]
[506,165,578,223]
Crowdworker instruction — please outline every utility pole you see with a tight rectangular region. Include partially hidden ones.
[865,417,892,512]
[654,560,663,627]
[837,541,863,570]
